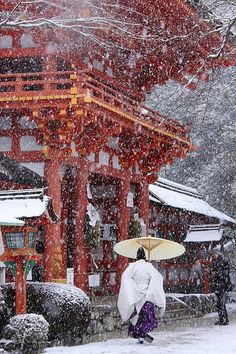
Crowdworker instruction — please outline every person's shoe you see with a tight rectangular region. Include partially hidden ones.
[144,334,154,343]
[219,321,229,326]
[138,338,144,344]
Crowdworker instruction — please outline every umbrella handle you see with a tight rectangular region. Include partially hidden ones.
[148,239,150,261]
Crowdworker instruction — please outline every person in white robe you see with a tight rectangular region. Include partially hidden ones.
[117,247,166,343]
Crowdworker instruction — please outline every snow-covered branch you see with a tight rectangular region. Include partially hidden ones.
[208,17,236,58]
[193,0,236,58]
[0,0,235,54]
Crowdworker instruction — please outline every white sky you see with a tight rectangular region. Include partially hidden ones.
[45,304,236,354]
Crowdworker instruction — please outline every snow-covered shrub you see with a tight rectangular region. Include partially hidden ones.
[0,282,91,345]
[27,282,91,344]
[2,313,49,353]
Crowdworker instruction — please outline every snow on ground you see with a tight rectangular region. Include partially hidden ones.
[45,304,236,354]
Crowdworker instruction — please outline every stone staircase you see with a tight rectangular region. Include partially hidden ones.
[85,294,206,343]
[164,295,202,323]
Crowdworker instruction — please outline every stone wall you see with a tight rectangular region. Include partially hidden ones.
[85,296,125,341]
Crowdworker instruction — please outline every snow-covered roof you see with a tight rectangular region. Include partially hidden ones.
[0,215,25,226]
[0,189,58,222]
[149,177,235,224]
[0,152,47,188]
[184,224,223,242]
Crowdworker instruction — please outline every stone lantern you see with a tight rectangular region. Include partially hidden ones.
[0,225,42,314]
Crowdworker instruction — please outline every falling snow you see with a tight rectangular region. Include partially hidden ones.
[0,0,235,353]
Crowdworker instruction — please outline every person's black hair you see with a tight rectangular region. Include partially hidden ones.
[137,247,146,260]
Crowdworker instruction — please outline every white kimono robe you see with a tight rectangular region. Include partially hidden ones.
[117,259,166,325]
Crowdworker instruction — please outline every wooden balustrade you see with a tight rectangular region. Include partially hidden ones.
[83,74,189,138]
[0,69,190,140]
[0,70,84,96]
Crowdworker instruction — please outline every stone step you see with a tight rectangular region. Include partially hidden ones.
[166,303,190,310]
[91,300,199,323]
[164,310,199,320]
[91,296,198,316]
[165,307,194,315]
[87,294,215,343]
[91,296,196,307]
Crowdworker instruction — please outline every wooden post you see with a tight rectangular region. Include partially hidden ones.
[115,177,130,293]
[136,179,149,236]
[15,259,27,314]
[102,241,112,292]
[44,151,62,281]
[73,158,89,292]
[203,261,210,294]
[60,168,70,278]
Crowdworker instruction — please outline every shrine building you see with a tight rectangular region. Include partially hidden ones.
[0,1,235,293]
[149,178,236,293]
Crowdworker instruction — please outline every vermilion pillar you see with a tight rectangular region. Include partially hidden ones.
[73,158,89,292]
[15,258,27,314]
[136,179,149,236]
[115,177,130,292]
[44,151,62,281]
[60,168,71,278]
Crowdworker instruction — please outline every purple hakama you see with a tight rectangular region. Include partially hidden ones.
[128,301,158,338]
